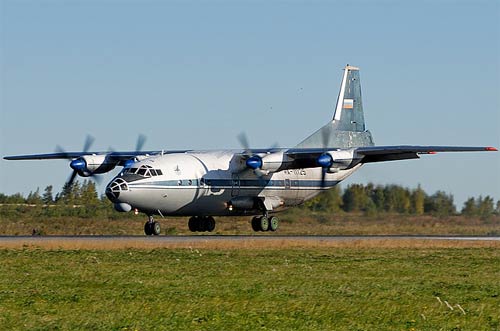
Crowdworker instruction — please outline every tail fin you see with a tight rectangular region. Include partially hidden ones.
[295,65,374,149]
[332,65,366,132]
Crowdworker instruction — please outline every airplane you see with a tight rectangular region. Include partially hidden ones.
[4,65,497,235]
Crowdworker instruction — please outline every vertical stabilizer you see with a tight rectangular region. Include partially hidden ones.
[295,65,374,149]
[332,65,365,132]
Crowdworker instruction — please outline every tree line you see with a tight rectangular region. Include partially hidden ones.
[0,181,499,218]
[0,181,102,206]
[302,184,499,218]
[0,181,116,219]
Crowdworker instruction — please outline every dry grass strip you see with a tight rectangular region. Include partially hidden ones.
[0,236,499,250]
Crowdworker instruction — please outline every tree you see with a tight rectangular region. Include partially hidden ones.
[321,185,343,212]
[394,186,411,214]
[343,184,370,212]
[80,180,100,205]
[424,191,456,216]
[57,181,81,205]
[461,197,477,217]
[411,185,426,215]
[302,186,343,212]
[383,185,398,212]
[26,188,43,205]
[371,185,386,212]
[42,185,54,204]
[477,195,494,219]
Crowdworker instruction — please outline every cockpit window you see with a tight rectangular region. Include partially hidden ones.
[123,167,138,175]
[123,165,162,177]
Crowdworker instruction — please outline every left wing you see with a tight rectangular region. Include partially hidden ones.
[354,145,498,163]
[240,145,497,175]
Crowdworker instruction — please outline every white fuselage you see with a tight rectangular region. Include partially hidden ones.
[106,150,361,217]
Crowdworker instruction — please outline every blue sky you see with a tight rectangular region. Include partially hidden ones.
[1,0,499,208]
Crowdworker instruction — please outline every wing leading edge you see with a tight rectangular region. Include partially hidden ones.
[3,150,188,161]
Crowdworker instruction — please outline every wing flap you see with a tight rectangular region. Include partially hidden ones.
[355,145,497,156]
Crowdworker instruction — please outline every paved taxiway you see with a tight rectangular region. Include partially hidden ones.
[0,235,498,249]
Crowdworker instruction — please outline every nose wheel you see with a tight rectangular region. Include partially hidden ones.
[144,216,161,236]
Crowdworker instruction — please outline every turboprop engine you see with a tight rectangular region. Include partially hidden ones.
[316,149,360,172]
[70,154,117,177]
[245,152,293,176]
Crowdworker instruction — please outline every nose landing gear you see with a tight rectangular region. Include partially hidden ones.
[144,215,161,236]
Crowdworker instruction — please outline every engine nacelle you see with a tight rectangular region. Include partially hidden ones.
[70,154,117,176]
[317,149,360,171]
[246,152,292,176]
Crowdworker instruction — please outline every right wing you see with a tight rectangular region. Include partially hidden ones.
[3,150,189,163]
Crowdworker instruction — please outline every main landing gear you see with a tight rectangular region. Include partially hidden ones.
[251,215,279,232]
[188,216,216,232]
[144,215,161,236]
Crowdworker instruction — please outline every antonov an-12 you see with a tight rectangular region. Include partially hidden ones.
[4,65,497,235]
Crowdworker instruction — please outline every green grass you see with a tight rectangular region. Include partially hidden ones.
[0,248,499,330]
[1,207,499,236]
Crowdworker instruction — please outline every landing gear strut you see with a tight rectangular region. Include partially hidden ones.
[144,215,161,236]
[251,215,279,232]
[188,216,216,232]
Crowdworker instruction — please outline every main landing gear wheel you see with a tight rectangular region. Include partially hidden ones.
[259,216,269,232]
[269,216,279,232]
[251,217,260,232]
[188,216,216,232]
[251,216,279,232]
[144,216,161,236]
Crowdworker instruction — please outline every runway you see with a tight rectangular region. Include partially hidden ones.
[0,235,499,249]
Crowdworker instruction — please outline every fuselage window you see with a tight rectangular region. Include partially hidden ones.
[177,180,182,186]
[188,179,192,185]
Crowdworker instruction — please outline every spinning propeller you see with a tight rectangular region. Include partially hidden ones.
[123,134,147,168]
[237,132,279,176]
[316,127,335,188]
[56,135,98,187]
[57,134,148,187]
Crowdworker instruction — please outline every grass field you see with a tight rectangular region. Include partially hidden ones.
[1,246,499,330]
[1,208,499,236]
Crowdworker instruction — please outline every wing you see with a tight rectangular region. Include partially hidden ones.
[3,150,189,162]
[354,145,498,163]
[279,145,497,169]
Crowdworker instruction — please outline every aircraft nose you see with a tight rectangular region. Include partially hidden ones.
[105,177,129,202]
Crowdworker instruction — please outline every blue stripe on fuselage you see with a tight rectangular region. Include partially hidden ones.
[128,179,339,189]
